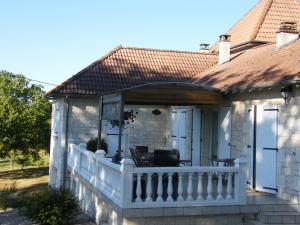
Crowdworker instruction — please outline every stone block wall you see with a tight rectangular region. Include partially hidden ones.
[123,105,172,154]
[230,87,300,204]
[68,98,99,144]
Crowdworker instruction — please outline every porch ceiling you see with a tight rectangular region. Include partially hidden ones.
[122,83,225,105]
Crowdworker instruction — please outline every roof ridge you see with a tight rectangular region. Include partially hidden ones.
[250,0,274,40]
[122,46,217,55]
[223,0,268,38]
[75,45,123,75]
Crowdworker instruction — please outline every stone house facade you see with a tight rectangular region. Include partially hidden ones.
[47,0,300,224]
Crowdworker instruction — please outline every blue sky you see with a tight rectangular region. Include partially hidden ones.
[0,0,257,90]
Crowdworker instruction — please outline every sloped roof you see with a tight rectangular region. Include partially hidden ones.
[211,0,300,51]
[46,46,217,97]
[192,39,300,91]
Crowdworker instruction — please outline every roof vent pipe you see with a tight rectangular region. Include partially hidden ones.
[276,22,299,49]
[219,34,231,64]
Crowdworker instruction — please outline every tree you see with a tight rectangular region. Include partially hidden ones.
[0,71,51,158]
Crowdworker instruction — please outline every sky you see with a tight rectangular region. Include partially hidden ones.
[0,0,257,91]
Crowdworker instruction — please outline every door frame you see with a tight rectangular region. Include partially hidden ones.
[191,107,202,166]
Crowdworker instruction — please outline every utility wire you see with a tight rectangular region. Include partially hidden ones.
[24,77,57,86]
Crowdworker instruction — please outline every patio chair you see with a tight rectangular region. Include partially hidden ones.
[130,147,156,200]
[154,150,179,167]
[135,146,149,155]
[129,147,154,167]
[153,150,180,200]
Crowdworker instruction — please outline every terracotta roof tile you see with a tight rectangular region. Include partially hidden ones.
[211,0,300,50]
[192,39,300,90]
[256,0,300,42]
[46,46,217,97]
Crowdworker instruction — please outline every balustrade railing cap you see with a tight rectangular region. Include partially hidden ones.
[234,157,247,166]
[94,150,106,158]
[121,158,135,165]
[79,143,87,149]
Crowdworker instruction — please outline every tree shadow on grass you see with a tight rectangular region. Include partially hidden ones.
[0,167,49,180]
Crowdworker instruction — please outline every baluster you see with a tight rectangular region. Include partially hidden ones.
[187,172,194,201]
[167,173,173,202]
[207,172,213,201]
[226,172,233,200]
[197,173,203,200]
[136,173,142,203]
[156,173,163,202]
[177,173,184,202]
[146,173,153,202]
[217,172,224,201]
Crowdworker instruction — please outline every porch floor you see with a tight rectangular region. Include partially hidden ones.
[123,190,298,218]
[246,190,294,205]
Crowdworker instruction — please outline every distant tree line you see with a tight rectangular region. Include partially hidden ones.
[0,70,51,158]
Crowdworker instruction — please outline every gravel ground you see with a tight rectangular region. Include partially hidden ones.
[0,208,96,225]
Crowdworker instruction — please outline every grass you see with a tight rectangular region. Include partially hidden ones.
[0,160,22,171]
[0,167,49,190]
[0,166,49,211]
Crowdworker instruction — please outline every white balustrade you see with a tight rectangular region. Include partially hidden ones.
[135,174,142,203]
[146,173,152,202]
[67,144,247,209]
[217,173,224,201]
[156,173,163,202]
[197,173,203,200]
[131,162,247,207]
[207,172,213,201]
[177,173,184,202]
[226,173,233,200]
[67,144,123,206]
[167,173,173,202]
[187,173,194,201]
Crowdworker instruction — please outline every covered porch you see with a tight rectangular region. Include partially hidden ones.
[99,82,233,167]
[66,83,251,209]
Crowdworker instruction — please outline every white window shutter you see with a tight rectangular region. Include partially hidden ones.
[218,107,231,159]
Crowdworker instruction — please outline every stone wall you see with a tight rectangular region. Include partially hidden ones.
[230,87,300,204]
[123,105,172,154]
[68,98,99,144]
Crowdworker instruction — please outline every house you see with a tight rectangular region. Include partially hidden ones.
[46,0,300,224]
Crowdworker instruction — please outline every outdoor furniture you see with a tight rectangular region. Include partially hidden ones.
[154,150,179,167]
[135,146,149,155]
[129,148,154,167]
[154,149,192,167]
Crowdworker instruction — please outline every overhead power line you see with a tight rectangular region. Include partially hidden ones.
[24,77,57,87]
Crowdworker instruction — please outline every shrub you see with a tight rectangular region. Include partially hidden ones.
[24,188,80,225]
[16,156,30,169]
[86,138,108,153]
